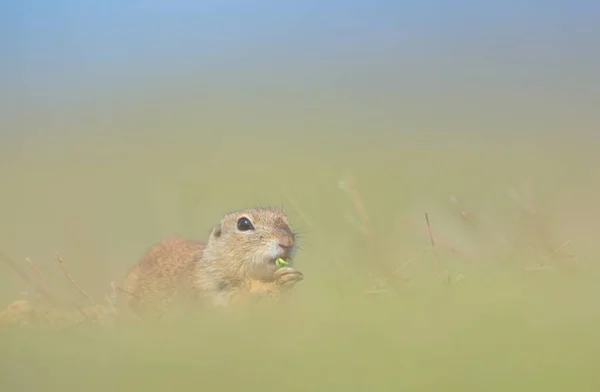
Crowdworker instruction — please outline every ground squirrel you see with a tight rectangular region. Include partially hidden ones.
[118,207,304,320]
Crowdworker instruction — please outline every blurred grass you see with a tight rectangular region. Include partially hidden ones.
[1,269,599,391]
[1,93,600,391]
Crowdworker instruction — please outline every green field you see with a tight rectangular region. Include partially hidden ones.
[1,92,599,391]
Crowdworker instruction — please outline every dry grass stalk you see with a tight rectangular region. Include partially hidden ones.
[424,213,451,284]
[404,218,468,259]
[339,174,394,280]
[25,257,48,291]
[281,187,346,273]
[424,213,440,272]
[55,252,99,307]
[0,251,58,305]
[365,246,431,294]
[511,182,576,270]
[1,251,117,329]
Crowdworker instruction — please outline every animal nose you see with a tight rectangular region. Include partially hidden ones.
[278,231,295,250]
[278,242,294,259]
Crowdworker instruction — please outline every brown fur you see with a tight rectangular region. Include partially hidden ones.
[119,207,303,320]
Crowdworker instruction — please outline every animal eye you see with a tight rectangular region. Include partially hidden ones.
[236,217,254,231]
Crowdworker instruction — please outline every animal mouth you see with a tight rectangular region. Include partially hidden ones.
[269,256,292,265]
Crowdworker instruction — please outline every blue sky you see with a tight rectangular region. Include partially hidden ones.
[3,1,600,105]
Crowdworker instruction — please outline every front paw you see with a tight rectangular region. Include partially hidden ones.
[274,267,304,289]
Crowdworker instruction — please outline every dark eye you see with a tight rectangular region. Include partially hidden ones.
[237,217,254,231]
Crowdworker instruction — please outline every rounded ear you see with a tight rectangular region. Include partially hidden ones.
[210,223,222,239]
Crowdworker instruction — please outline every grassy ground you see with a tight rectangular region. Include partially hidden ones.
[1,101,599,390]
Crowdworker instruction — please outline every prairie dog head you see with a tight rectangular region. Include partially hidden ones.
[204,207,297,280]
